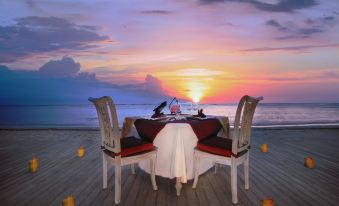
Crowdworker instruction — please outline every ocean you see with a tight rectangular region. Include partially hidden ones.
[1,103,339,128]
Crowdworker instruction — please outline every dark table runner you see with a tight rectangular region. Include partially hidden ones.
[134,119,167,142]
[134,118,222,142]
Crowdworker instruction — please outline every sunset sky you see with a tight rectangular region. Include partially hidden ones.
[1,0,339,103]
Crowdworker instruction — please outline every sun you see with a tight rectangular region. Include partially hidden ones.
[191,93,201,103]
[187,81,204,103]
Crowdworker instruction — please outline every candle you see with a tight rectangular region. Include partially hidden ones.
[304,156,315,169]
[62,195,75,206]
[261,144,267,153]
[261,198,274,206]
[77,146,85,158]
[28,157,38,173]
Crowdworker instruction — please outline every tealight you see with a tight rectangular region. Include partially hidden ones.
[261,144,267,153]
[62,195,75,206]
[28,157,38,173]
[304,156,315,169]
[77,146,85,158]
[261,198,274,206]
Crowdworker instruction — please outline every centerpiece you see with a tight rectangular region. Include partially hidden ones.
[169,97,181,114]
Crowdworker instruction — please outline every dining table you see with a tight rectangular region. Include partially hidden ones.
[122,114,230,196]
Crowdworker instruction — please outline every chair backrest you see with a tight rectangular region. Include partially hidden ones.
[232,95,263,155]
[88,96,121,153]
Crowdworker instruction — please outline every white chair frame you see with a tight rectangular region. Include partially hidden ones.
[89,96,157,204]
[192,95,263,204]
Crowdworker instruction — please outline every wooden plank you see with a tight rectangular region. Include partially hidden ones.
[182,180,199,206]
[199,171,222,206]
[0,128,339,206]
[134,167,155,206]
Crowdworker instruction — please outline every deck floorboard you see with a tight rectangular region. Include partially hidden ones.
[0,128,338,205]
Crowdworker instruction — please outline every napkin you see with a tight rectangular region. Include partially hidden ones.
[193,109,206,118]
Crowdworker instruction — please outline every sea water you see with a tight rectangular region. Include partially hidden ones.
[0,103,339,128]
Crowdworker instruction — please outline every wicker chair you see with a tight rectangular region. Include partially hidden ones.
[89,96,157,204]
[192,95,263,204]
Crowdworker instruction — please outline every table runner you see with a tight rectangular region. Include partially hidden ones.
[133,119,167,142]
[122,116,230,140]
[133,118,224,143]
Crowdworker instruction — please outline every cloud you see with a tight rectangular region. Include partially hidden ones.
[88,67,141,84]
[39,56,80,77]
[76,72,96,81]
[252,0,317,12]
[0,58,169,105]
[25,0,37,8]
[144,74,165,95]
[218,69,339,83]
[266,19,287,31]
[241,43,339,52]
[140,10,173,15]
[265,16,337,39]
[0,16,110,63]
[175,68,224,77]
[200,0,317,12]
[92,67,137,75]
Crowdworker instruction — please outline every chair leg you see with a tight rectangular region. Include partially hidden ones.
[231,158,238,204]
[102,154,108,189]
[192,151,200,189]
[115,163,121,204]
[214,162,218,174]
[150,155,158,190]
[131,163,136,175]
[244,154,249,190]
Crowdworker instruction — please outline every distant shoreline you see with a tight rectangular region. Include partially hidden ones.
[1,123,339,130]
[0,101,339,107]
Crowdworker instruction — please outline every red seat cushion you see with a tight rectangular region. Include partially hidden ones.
[197,136,233,157]
[103,136,154,157]
[197,137,249,157]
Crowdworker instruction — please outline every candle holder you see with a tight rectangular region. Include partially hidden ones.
[169,97,181,114]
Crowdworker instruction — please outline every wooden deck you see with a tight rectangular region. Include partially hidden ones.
[0,128,339,205]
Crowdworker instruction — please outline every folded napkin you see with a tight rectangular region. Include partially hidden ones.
[193,108,206,118]
[152,101,167,118]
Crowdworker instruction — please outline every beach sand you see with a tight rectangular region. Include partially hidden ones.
[0,127,338,205]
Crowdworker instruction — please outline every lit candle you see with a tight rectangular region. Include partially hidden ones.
[77,146,85,158]
[28,157,38,173]
[62,195,75,206]
[261,144,267,153]
[261,198,274,206]
[304,156,315,169]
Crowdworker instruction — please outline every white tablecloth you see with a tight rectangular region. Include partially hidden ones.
[131,122,216,183]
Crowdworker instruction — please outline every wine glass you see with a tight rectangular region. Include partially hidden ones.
[192,102,199,113]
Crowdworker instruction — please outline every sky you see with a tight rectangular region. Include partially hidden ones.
[0,0,339,104]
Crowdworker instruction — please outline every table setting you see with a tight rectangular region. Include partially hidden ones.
[121,98,230,195]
